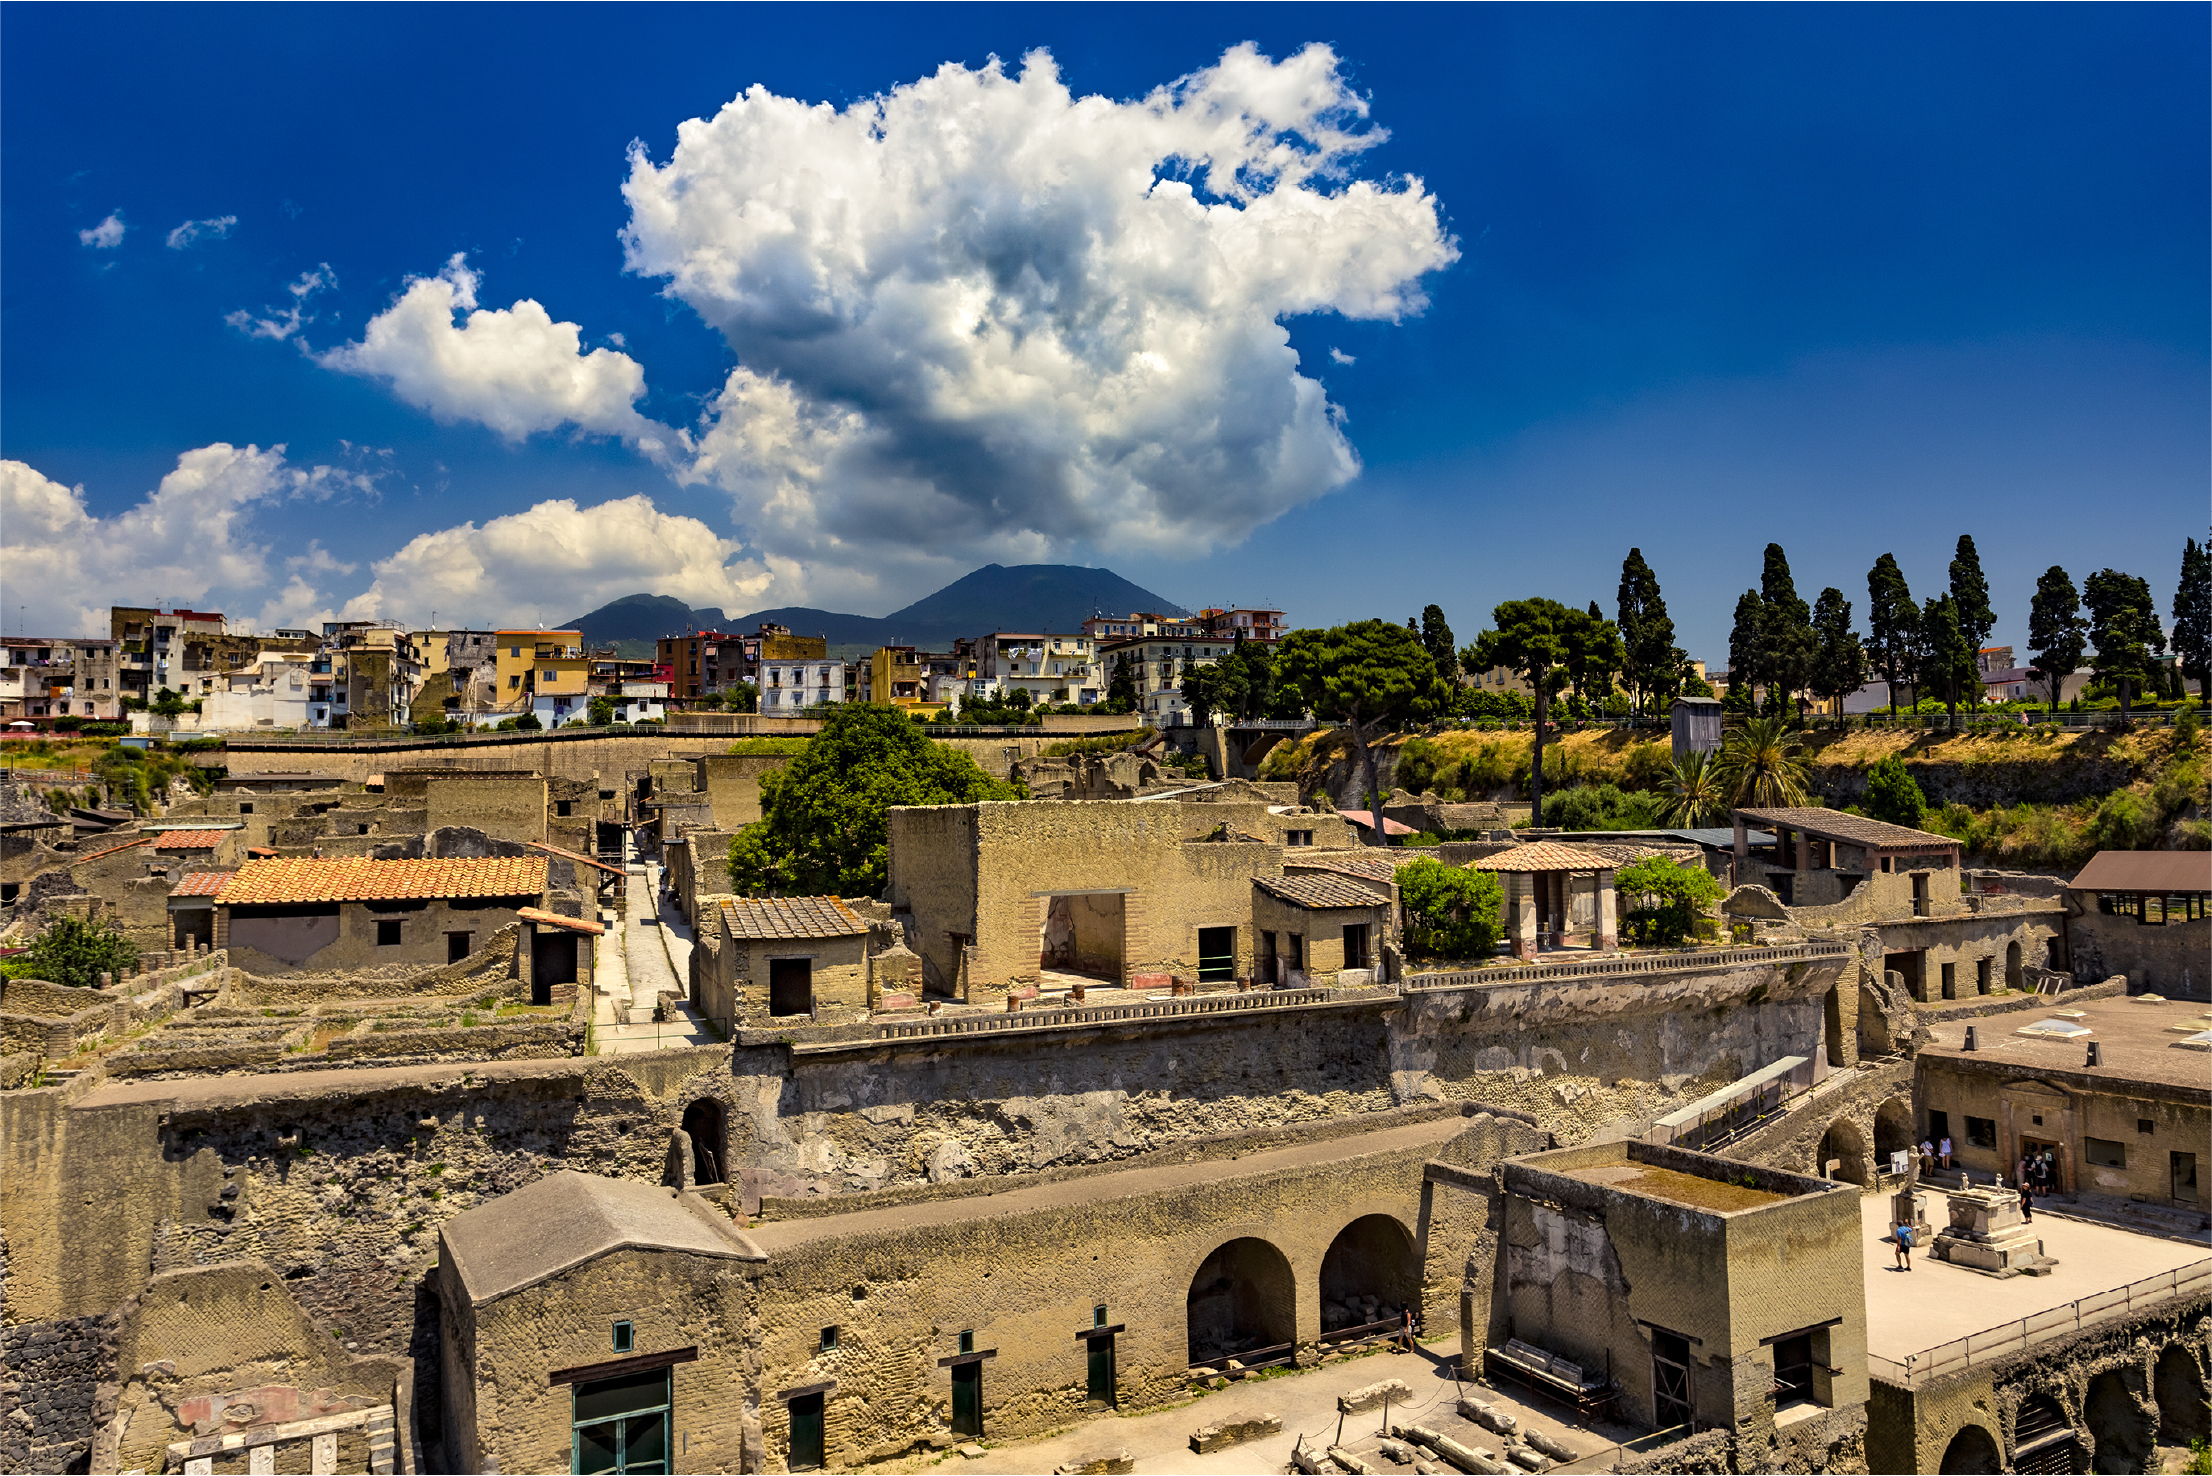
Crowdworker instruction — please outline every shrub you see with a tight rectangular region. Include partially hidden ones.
[2084,790,2155,851]
[6,915,140,988]
[1615,857,1725,946]
[1397,858,1504,959]
[1863,755,1927,830]
[1539,783,1660,832]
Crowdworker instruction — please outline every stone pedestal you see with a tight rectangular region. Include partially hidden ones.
[1932,1185,2051,1275]
[1891,1185,1931,1239]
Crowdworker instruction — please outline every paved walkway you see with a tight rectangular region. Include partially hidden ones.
[895,1339,1638,1476]
[593,858,720,1053]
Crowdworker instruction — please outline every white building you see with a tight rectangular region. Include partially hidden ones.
[758,658,846,711]
[979,633,1102,706]
[1098,634,1234,724]
[196,655,313,730]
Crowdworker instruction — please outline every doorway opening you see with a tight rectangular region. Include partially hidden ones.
[1038,892,1126,987]
[681,1099,727,1185]
[1195,927,1237,984]
[1186,1237,1295,1371]
[1651,1327,1694,1430]
[950,1363,982,1438]
[532,930,577,1006]
[769,958,812,1017]
[787,1391,824,1471]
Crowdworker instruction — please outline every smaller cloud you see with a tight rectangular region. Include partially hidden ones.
[78,212,126,249]
[166,215,238,250]
[1329,348,1356,365]
[226,264,335,343]
[287,540,357,576]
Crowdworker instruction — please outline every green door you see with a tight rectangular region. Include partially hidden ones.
[1087,1336,1115,1407]
[951,1362,982,1437]
[572,1369,670,1474]
[789,1392,825,1471]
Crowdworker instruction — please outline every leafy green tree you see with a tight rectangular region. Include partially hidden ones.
[1948,535,1996,669]
[2027,566,2087,716]
[1807,588,1868,716]
[1277,621,1451,844]
[151,686,191,718]
[1614,857,1725,946]
[1675,654,1715,700]
[586,695,615,726]
[1866,552,1919,717]
[1917,595,1977,719]
[1660,748,1731,827]
[1468,601,1576,826]
[1396,857,1504,960]
[1864,754,1927,830]
[1726,589,1765,714]
[11,914,139,988]
[1542,783,1659,831]
[1005,685,1034,713]
[1617,548,1677,720]
[1179,663,1218,726]
[1106,654,1139,711]
[1419,605,1459,684]
[1206,641,1274,721]
[2084,569,2163,722]
[727,681,760,715]
[729,703,1019,896]
[1564,601,1624,718]
[2172,538,2211,710]
[1714,714,1811,808]
[1758,544,1815,718]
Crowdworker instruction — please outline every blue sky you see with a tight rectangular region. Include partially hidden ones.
[3,3,2204,657]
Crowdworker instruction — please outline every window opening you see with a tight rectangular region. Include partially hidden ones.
[1343,923,1370,970]
[376,919,402,947]
[1196,926,1236,983]
[1652,1328,1694,1430]
[612,1321,633,1353]
[572,1367,668,1475]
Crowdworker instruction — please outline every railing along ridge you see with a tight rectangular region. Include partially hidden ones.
[879,986,1344,1039]
[1403,940,1852,992]
[1869,1259,2212,1387]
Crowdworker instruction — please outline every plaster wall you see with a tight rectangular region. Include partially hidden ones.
[217,896,534,976]
[425,778,547,845]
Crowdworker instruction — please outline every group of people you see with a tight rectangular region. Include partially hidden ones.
[1893,1142,2061,1270]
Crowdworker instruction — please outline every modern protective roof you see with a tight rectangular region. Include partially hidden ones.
[1254,873,1389,910]
[169,871,230,898]
[1467,841,1619,872]
[2069,850,2212,895]
[715,895,869,940]
[214,855,546,905]
[526,840,624,877]
[1335,809,1418,837]
[153,829,231,851]
[1286,851,1416,883]
[1734,807,1957,850]
[517,905,606,936]
[441,1171,759,1305]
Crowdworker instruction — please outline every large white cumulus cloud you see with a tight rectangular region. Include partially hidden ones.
[319,255,676,457]
[0,446,370,634]
[340,496,774,629]
[624,42,1456,563]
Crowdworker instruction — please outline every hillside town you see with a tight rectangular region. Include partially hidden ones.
[1,539,2207,1476]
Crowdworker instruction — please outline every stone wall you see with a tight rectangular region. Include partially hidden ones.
[2068,903,2211,998]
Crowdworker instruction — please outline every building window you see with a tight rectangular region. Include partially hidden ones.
[376,919,402,947]
[820,1326,838,1351]
[572,1367,668,1475]
[2138,1118,2155,1135]
[556,800,573,818]
[613,1320,634,1353]
[958,1330,975,1354]
[2085,1137,2126,1169]
[1196,927,1236,983]
[1343,923,1370,970]
[1964,1116,1997,1150]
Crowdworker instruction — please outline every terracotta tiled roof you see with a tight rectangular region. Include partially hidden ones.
[170,871,230,898]
[1734,807,1957,850]
[1467,841,1619,872]
[1255,874,1389,910]
[214,856,546,905]
[153,829,231,851]
[715,895,868,940]
[517,905,606,935]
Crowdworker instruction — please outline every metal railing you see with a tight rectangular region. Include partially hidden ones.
[1403,940,1852,993]
[879,986,1342,1039]
[1869,1260,2212,1387]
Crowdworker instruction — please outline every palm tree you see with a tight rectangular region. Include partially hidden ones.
[1715,714,1811,808]
[1661,748,1732,827]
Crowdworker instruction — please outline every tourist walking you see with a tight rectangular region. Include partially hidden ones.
[2019,1183,2034,1223]
[1893,1219,1914,1271]
[1939,1135,1952,1170]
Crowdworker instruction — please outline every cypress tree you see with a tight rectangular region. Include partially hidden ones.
[1808,588,1868,715]
[2084,569,2163,722]
[1726,589,1765,714]
[1759,544,1815,718]
[1866,553,1918,717]
[1948,535,1996,664]
[1616,548,1676,720]
[2172,538,2212,711]
[2027,567,2086,715]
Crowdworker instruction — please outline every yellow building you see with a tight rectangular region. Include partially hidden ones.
[492,630,590,723]
[867,645,945,714]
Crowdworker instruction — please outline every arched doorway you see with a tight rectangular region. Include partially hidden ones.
[2155,1345,2209,1444]
[1938,1424,2001,1474]
[1187,1238,1295,1371]
[1318,1214,1419,1335]
[1874,1098,1913,1172]
[1818,1117,1869,1186]
[2086,1370,2150,1473]
[2006,940,2024,991]
[681,1098,727,1185]
[2014,1392,2078,1475]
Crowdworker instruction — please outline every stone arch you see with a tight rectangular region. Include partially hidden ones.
[1186,1237,1296,1369]
[680,1098,727,1185]
[2155,1344,2209,1444]
[1938,1423,2002,1474]
[1818,1116,1869,1186]
[2013,1391,2078,1474]
[2086,1369,2151,1472]
[2006,939,2024,991]
[1874,1097,1914,1167]
[1318,1213,1420,1334]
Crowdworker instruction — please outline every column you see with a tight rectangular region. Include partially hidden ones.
[1509,874,1538,961]
[1596,870,1617,951]
[1795,829,1812,872]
